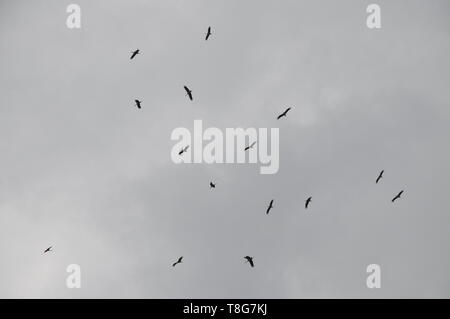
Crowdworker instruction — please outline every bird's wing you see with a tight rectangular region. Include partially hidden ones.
[266,201,272,213]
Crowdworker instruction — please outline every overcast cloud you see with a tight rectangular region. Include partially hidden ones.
[0,0,450,298]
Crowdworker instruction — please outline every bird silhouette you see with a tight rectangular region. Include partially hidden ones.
[277,107,291,120]
[130,49,140,60]
[244,256,254,267]
[392,190,404,203]
[205,26,212,41]
[184,86,193,101]
[134,99,142,109]
[172,256,183,267]
[210,182,216,189]
[44,246,52,254]
[266,199,274,214]
[305,196,312,209]
[244,141,257,151]
[178,145,189,155]
[376,170,384,184]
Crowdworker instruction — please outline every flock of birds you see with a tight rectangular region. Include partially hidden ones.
[43,26,405,270]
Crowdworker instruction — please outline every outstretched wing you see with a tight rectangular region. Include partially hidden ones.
[376,170,383,183]
[184,86,193,100]
[266,200,273,214]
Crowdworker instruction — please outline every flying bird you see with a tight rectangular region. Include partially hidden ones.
[134,99,142,109]
[130,49,140,60]
[305,196,312,209]
[178,145,189,155]
[266,199,274,214]
[205,26,212,41]
[244,256,254,267]
[184,86,193,101]
[391,190,404,203]
[210,182,216,189]
[277,107,291,120]
[244,141,257,151]
[376,170,384,184]
[43,246,52,254]
[172,256,183,267]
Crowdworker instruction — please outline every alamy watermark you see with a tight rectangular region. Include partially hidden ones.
[366,4,381,29]
[66,4,81,29]
[66,264,81,289]
[366,264,381,289]
[170,120,279,174]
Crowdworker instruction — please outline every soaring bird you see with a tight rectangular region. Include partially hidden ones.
[305,196,312,209]
[376,170,384,184]
[244,141,257,151]
[277,107,291,120]
[184,86,193,101]
[244,256,254,267]
[130,49,140,60]
[391,190,404,203]
[210,182,216,189]
[205,26,212,41]
[44,246,52,254]
[266,199,274,214]
[172,256,183,267]
[178,145,189,155]
[134,99,142,109]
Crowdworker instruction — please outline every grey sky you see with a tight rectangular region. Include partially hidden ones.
[0,0,450,298]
